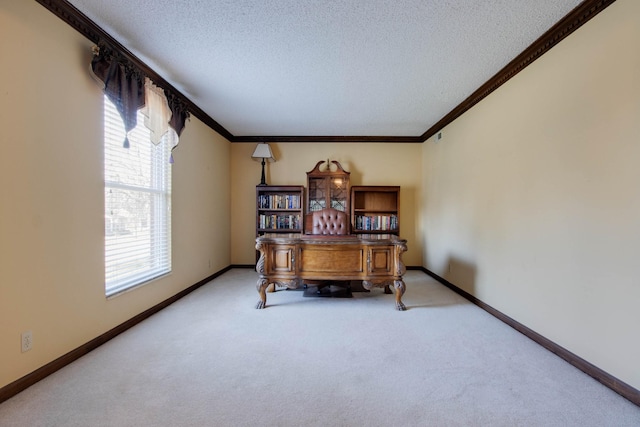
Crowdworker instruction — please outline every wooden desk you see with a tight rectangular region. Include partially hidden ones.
[255,234,408,310]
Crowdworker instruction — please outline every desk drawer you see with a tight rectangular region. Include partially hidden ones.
[299,245,365,275]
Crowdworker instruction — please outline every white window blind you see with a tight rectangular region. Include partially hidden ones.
[104,96,173,296]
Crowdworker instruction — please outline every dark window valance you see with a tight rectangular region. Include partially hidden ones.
[91,43,144,148]
[91,42,190,149]
[166,92,188,137]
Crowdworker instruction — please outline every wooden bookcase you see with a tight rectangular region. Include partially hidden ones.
[350,186,400,235]
[256,185,305,236]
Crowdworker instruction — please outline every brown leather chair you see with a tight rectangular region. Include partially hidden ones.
[304,208,351,296]
[307,207,348,236]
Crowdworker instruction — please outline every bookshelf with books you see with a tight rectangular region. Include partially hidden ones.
[256,185,305,236]
[350,186,400,235]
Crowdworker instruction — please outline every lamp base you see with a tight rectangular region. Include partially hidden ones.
[259,158,267,185]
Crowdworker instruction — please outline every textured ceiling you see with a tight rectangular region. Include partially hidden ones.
[65,0,583,139]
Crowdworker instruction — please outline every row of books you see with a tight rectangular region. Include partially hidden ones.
[258,214,301,230]
[354,215,398,231]
[258,194,302,210]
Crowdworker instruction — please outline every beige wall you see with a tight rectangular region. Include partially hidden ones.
[2,0,638,396]
[422,0,640,389]
[0,1,230,388]
[230,142,423,266]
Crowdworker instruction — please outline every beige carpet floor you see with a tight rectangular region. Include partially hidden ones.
[1,269,638,426]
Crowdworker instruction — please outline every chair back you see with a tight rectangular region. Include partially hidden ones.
[306,208,348,235]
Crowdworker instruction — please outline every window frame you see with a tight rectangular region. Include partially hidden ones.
[103,96,173,297]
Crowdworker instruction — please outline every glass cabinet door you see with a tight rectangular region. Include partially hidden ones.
[308,176,327,212]
[329,176,348,211]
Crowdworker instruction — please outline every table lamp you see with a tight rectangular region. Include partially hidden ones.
[251,143,275,185]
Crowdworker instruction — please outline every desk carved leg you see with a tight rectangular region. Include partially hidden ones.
[363,279,406,311]
[394,279,406,311]
[256,277,269,309]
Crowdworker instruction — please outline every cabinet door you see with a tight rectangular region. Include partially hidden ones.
[329,176,349,211]
[367,247,393,275]
[308,177,328,212]
[266,244,296,275]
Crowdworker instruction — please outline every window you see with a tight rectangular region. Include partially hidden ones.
[104,96,173,296]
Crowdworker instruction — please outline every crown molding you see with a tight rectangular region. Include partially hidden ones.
[420,0,617,141]
[36,0,616,143]
[231,135,423,143]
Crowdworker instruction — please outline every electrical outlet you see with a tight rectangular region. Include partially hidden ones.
[21,331,33,352]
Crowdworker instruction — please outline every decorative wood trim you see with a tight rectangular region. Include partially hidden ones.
[419,267,640,407]
[35,0,616,144]
[0,266,231,404]
[420,0,617,141]
[230,264,259,269]
[34,0,234,140]
[231,135,423,143]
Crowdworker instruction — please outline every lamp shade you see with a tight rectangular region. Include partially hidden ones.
[251,143,275,162]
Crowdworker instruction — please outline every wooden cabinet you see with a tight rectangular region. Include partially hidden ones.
[350,186,400,235]
[256,185,305,236]
[306,160,351,214]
